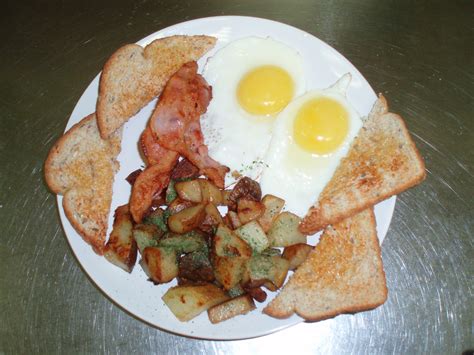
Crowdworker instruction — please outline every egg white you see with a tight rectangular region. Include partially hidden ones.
[201,37,305,186]
[259,73,362,217]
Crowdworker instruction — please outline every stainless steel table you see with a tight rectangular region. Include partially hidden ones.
[1,1,472,353]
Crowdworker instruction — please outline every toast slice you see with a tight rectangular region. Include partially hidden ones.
[299,95,426,234]
[263,208,387,320]
[96,35,217,139]
[44,113,122,254]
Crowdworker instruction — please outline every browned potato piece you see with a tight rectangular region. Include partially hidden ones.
[208,295,256,324]
[224,210,242,229]
[282,243,313,270]
[158,232,207,254]
[240,264,250,286]
[141,247,178,284]
[200,203,223,233]
[104,204,137,273]
[247,255,290,289]
[213,224,252,258]
[263,281,278,292]
[205,203,223,224]
[266,256,289,289]
[227,284,246,298]
[227,177,262,211]
[222,190,232,206]
[258,194,285,232]
[170,158,200,181]
[168,204,206,233]
[237,198,265,224]
[267,212,306,247]
[213,256,247,290]
[235,220,269,253]
[167,198,194,215]
[198,179,223,205]
[162,284,229,322]
[178,250,215,284]
[133,224,161,254]
[175,180,202,203]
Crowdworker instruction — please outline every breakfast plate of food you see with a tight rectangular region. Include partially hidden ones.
[44,16,425,339]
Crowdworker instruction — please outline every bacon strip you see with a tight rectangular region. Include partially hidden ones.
[129,164,171,223]
[150,61,229,188]
[140,125,179,168]
[129,126,179,223]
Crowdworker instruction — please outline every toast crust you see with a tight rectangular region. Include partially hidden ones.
[96,35,217,139]
[299,95,426,235]
[44,114,122,254]
[264,208,387,320]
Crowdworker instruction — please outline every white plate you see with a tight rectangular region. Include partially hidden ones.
[58,16,396,340]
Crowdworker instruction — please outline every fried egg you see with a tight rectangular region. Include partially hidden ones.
[201,37,305,185]
[260,73,362,217]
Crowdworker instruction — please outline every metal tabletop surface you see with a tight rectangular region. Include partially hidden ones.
[1,0,472,353]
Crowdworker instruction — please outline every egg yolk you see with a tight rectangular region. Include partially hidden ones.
[237,65,294,116]
[293,97,349,154]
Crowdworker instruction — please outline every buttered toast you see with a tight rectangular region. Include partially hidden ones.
[299,95,425,235]
[96,35,216,139]
[264,208,387,320]
[44,114,122,254]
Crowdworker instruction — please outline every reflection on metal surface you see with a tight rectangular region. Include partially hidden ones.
[1,0,472,353]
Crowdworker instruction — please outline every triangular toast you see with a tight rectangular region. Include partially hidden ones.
[299,95,425,234]
[96,35,216,139]
[264,208,387,320]
[44,114,122,254]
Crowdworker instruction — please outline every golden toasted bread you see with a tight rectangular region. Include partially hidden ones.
[264,208,387,320]
[299,95,426,235]
[96,35,216,139]
[44,113,122,254]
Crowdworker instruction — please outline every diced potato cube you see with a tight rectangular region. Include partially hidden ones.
[170,158,200,181]
[227,284,246,298]
[133,224,161,254]
[213,256,247,290]
[235,220,269,253]
[165,180,178,204]
[266,256,290,289]
[227,177,261,211]
[237,198,265,224]
[224,210,242,229]
[267,212,306,247]
[222,190,232,206]
[258,194,285,232]
[167,198,194,215]
[247,255,272,283]
[158,231,207,254]
[213,224,252,258]
[143,208,168,232]
[247,255,290,289]
[168,204,206,233]
[282,243,313,270]
[200,203,224,233]
[208,295,256,324]
[175,180,202,203]
[260,248,281,257]
[198,179,222,205]
[162,284,229,322]
[263,281,278,292]
[205,203,223,224]
[104,204,137,273]
[178,250,215,284]
[141,247,178,284]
